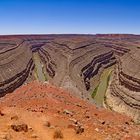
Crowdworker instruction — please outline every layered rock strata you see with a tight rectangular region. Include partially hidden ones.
[0,40,34,97]
[35,40,116,99]
[105,49,140,122]
[0,35,140,108]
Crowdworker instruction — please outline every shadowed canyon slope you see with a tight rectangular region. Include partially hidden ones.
[0,34,140,122]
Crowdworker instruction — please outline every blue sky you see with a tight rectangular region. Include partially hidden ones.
[0,0,140,34]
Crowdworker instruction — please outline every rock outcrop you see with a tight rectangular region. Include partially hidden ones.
[105,48,140,122]
[0,40,34,97]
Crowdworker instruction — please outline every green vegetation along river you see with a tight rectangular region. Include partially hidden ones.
[33,52,46,82]
[92,67,113,106]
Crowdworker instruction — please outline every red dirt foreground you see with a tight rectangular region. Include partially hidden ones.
[0,81,139,140]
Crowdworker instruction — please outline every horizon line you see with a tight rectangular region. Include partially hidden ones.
[0,33,139,36]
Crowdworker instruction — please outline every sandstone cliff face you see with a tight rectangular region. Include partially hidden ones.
[0,40,34,97]
[0,36,117,99]
[36,40,117,100]
[105,49,140,122]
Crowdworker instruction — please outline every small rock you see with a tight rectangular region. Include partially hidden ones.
[28,126,33,132]
[76,104,82,108]
[63,109,73,116]
[44,121,51,127]
[69,118,78,124]
[75,126,84,134]
[85,115,90,119]
[50,126,55,129]
[95,128,99,132]
[94,113,98,116]
[57,110,61,114]
[0,110,5,116]
[125,121,129,125]
[101,121,106,125]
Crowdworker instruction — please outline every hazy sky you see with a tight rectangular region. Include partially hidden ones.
[0,0,140,34]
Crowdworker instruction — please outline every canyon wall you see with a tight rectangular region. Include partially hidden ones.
[0,35,140,118]
[0,39,34,97]
[105,49,140,122]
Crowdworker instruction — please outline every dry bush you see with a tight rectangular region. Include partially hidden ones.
[11,124,28,132]
[53,129,63,139]
[11,115,19,120]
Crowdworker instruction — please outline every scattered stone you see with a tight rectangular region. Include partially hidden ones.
[44,121,51,127]
[0,110,5,116]
[69,118,84,134]
[50,125,55,129]
[63,109,73,116]
[125,121,129,125]
[69,118,78,124]
[94,113,98,116]
[101,121,106,125]
[76,104,82,108]
[95,128,99,132]
[85,115,90,119]
[57,110,61,114]
[75,126,84,134]
[11,123,28,132]
[28,126,33,132]
[121,128,129,133]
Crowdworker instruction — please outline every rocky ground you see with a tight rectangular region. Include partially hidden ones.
[0,81,139,140]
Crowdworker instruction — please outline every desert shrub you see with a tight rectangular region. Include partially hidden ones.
[53,129,63,139]
[11,124,28,132]
[92,84,99,98]
[11,115,19,120]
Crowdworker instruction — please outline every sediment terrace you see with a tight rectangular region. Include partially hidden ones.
[0,34,140,120]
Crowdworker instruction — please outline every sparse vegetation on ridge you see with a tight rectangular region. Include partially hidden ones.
[92,84,99,99]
